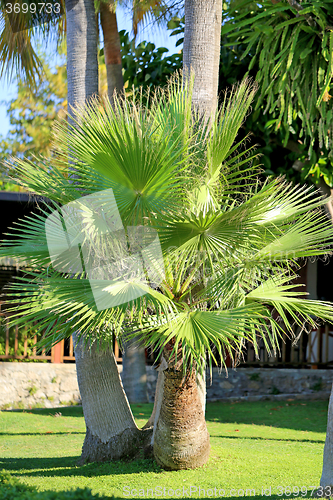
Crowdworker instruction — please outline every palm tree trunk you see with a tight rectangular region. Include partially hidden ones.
[319,181,333,490]
[152,0,223,471]
[100,0,124,104]
[66,0,99,117]
[74,334,150,464]
[153,344,210,470]
[183,0,223,120]
[66,0,151,463]
[153,362,210,470]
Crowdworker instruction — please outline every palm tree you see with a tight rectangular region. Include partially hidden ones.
[2,77,333,470]
[66,0,154,462]
[0,0,182,407]
[0,0,180,94]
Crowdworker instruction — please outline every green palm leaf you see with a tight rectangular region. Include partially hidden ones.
[2,76,333,370]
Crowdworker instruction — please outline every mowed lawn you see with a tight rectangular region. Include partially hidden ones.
[0,400,328,499]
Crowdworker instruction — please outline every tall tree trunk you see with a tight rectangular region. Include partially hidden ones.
[153,355,210,470]
[151,0,223,470]
[100,0,124,103]
[74,334,150,464]
[319,179,333,490]
[66,0,151,463]
[66,0,99,118]
[183,0,223,120]
[100,1,149,403]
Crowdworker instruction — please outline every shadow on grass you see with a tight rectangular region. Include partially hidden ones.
[6,403,154,421]
[6,407,84,418]
[212,435,325,444]
[0,431,85,436]
[0,456,163,477]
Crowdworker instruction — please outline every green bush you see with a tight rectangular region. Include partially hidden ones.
[0,471,116,499]
[119,26,182,99]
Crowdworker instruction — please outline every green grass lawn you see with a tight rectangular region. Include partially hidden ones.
[0,399,329,499]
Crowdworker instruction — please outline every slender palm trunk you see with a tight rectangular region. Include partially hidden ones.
[66,0,151,463]
[100,1,149,403]
[66,0,99,117]
[319,182,333,489]
[183,0,223,119]
[100,0,124,103]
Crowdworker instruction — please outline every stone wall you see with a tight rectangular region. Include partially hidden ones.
[0,362,81,409]
[147,367,333,402]
[1,362,332,410]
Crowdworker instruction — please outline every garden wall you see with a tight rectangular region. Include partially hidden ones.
[0,362,332,410]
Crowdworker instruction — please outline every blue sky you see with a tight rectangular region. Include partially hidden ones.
[0,6,179,137]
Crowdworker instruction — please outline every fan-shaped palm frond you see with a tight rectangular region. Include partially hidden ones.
[2,76,333,372]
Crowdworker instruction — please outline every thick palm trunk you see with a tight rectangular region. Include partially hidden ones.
[183,0,223,119]
[74,334,150,464]
[100,0,124,103]
[66,0,151,463]
[153,364,210,470]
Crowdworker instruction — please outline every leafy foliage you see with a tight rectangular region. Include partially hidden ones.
[119,29,182,95]
[223,0,333,185]
[2,78,333,374]
[0,52,67,166]
[0,0,65,87]
[0,318,43,361]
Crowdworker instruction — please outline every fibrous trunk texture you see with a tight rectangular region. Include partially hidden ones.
[66,0,99,117]
[100,0,124,104]
[74,334,151,464]
[153,365,210,470]
[121,338,149,404]
[183,0,223,120]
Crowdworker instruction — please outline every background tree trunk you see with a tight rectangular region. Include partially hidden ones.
[66,0,151,462]
[100,0,124,104]
[318,179,333,489]
[183,0,223,119]
[121,338,149,404]
[66,0,98,118]
[100,1,149,403]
